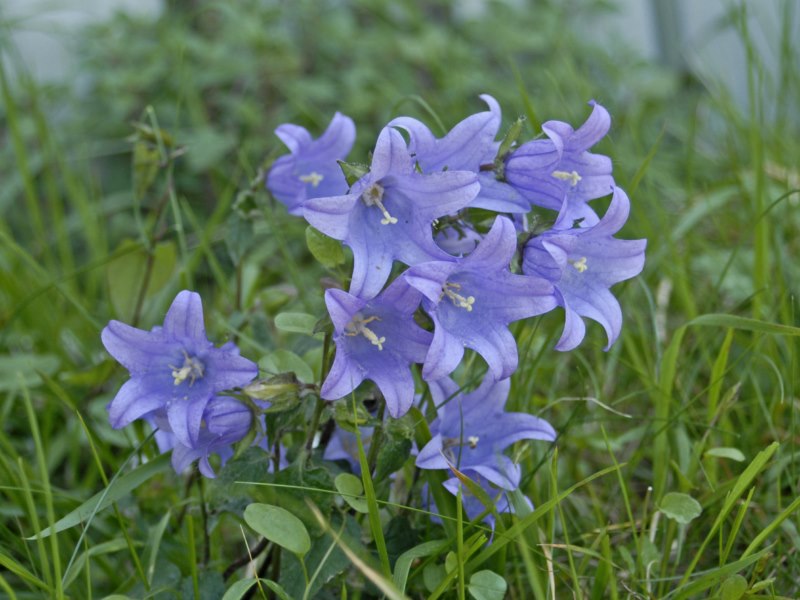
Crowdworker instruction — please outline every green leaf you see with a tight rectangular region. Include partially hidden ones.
[243,503,311,556]
[28,452,171,539]
[374,436,412,482]
[107,239,177,321]
[392,539,447,593]
[687,313,800,337]
[306,226,345,268]
[659,492,702,525]
[495,116,525,161]
[63,538,130,588]
[222,578,292,600]
[444,551,457,574]
[337,160,370,187]
[260,350,315,384]
[274,312,319,336]
[334,473,369,513]
[468,570,508,600]
[719,574,748,600]
[705,447,746,462]
[0,353,59,392]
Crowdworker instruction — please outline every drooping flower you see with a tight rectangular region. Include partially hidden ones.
[404,216,556,381]
[505,101,614,226]
[168,396,252,478]
[389,95,529,213]
[416,374,555,489]
[323,425,374,475]
[266,112,356,215]
[304,126,480,298]
[321,277,432,418]
[101,291,259,447]
[522,186,646,350]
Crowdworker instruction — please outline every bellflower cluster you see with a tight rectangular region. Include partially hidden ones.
[101,291,262,477]
[264,95,646,525]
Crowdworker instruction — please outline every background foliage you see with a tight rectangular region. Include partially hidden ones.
[1,0,798,597]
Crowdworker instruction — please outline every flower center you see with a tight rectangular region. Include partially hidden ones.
[569,256,588,273]
[345,314,386,350]
[170,351,205,386]
[361,183,398,225]
[441,282,475,312]
[551,170,582,186]
[299,171,324,187]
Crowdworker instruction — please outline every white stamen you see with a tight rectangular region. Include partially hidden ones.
[552,170,582,186]
[570,256,588,273]
[299,171,324,187]
[467,435,479,449]
[170,351,205,386]
[441,282,475,312]
[345,315,386,350]
[361,183,398,225]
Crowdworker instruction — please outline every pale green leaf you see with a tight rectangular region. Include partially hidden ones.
[659,492,702,525]
[334,473,368,514]
[244,503,311,556]
[468,570,507,600]
[705,447,746,462]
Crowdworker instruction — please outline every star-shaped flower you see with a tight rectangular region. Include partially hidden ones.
[416,374,555,489]
[404,216,556,381]
[505,101,614,226]
[522,186,646,350]
[304,126,480,298]
[101,291,259,447]
[266,112,356,215]
[321,277,432,417]
[388,94,529,213]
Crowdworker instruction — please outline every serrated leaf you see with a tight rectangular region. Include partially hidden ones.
[274,312,319,336]
[468,570,507,600]
[659,492,702,525]
[705,447,746,462]
[306,226,345,268]
[335,473,369,513]
[244,503,311,556]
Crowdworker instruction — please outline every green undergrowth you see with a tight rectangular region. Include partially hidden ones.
[0,0,798,597]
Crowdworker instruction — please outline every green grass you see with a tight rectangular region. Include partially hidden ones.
[1,0,799,597]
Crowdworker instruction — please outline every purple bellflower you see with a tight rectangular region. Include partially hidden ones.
[321,277,432,418]
[267,112,356,215]
[323,425,374,475]
[505,101,614,226]
[101,290,259,448]
[304,126,480,299]
[388,95,529,213]
[416,374,555,490]
[169,396,252,478]
[404,216,556,381]
[424,474,529,535]
[522,186,646,351]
